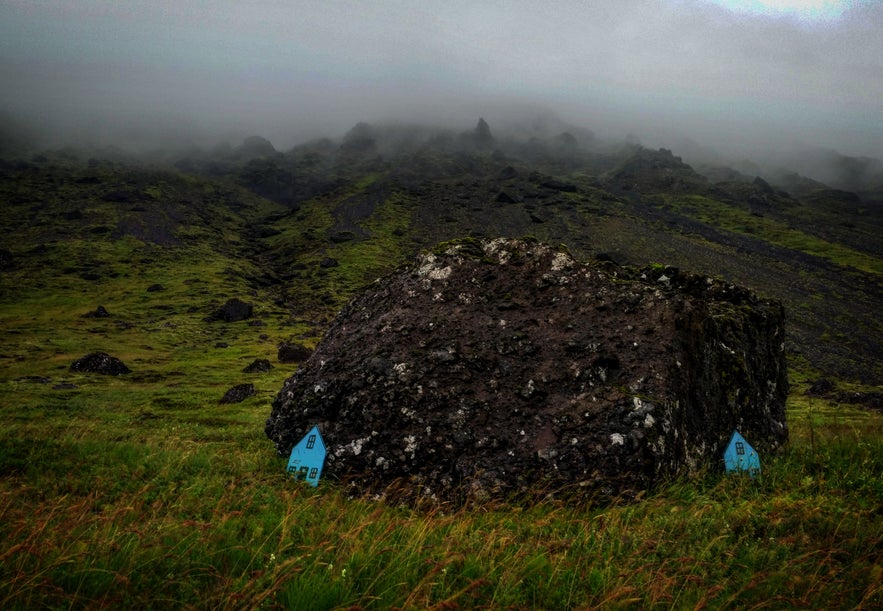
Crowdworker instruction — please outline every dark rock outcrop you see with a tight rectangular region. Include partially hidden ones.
[233,135,276,159]
[0,248,14,271]
[277,342,313,363]
[220,383,255,404]
[211,298,253,322]
[83,305,111,318]
[243,358,273,373]
[70,352,131,376]
[474,117,495,150]
[266,238,788,505]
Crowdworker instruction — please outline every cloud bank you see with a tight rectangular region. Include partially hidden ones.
[1,0,881,157]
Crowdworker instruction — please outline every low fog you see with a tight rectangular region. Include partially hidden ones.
[1,0,881,166]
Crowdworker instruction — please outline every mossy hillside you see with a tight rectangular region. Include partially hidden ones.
[262,183,420,312]
[662,194,883,276]
[0,161,304,404]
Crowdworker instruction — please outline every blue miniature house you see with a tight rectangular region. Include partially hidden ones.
[723,430,761,476]
[286,425,326,487]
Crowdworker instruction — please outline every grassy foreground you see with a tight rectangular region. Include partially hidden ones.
[1,369,881,609]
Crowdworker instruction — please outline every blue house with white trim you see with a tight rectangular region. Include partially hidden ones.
[286,425,326,487]
[723,430,761,476]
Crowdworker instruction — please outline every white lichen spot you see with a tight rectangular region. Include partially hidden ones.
[458,292,472,304]
[499,319,507,328]
[610,433,625,446]
[551,251,573,272]
[644,413,656,428]
[393,362,409,376]
[433,292,444,302]
[347,436,372,456]
[404,435,417,458]
[416,253,438,277]
[428,266,452,281]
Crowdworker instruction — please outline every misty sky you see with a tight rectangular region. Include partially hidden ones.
[1,0,881,157]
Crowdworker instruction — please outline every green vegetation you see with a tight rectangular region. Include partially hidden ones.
[2,368,881,608]
[665,195,883,276]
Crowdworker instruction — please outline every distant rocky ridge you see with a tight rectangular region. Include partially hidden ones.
[266,238,788,505]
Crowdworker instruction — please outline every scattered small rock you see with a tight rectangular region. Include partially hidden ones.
[53,382,78,390]
[70,352,131,376]
[806,378,835,396]
[0,248,15,271]
[220,383,255,404]
[277,342,313,363]
[243,359,273,373]
[215,342,229,348]
[84,305,111,318]
[211,298,253,322]
[146,283,165,292]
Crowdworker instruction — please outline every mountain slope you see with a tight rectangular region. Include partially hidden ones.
[2,124,882,386]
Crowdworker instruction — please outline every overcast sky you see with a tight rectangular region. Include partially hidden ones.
[1,0,881,157]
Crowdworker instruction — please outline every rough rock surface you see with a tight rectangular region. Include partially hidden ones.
[266,238,788,504]
[277,342,313,364]
[243,358,273,373]
[70,352,131,376]
[220,383,255,404]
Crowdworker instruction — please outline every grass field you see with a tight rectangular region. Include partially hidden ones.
[1,339,881,609]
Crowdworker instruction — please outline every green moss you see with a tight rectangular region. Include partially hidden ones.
[665,195,883,276]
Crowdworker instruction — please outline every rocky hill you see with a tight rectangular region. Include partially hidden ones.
[2,118,882,389]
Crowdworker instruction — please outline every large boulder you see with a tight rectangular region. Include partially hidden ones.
[266,238,788,504]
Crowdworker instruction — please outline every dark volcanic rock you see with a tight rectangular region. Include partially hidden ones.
[83,305,111,318]
[806,378,835,396]
[0,248,14,271]
[266,238,788,505]
[211,298,253,322]
[243,358,273,373]
[70,352,131,376]
[277,342,313,363]
[220,383,255,404]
